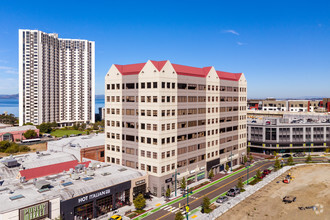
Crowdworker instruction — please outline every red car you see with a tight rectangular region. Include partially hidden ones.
[259,173,266,179]
[263,169,272,175]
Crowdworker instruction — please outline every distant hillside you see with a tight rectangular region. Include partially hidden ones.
[0,94,18,99]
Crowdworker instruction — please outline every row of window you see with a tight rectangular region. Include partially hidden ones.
[107,82,246,92]
[106,127,242,144]
[106,106,243,116]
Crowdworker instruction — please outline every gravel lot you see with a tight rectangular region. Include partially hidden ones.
[217,164,330,220]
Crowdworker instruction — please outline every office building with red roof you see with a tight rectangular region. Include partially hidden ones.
[105,60,247,197]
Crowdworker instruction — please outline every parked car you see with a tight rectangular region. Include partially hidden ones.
[109,215,122,220]
[282,154,291,158]
[251,120,257,123]
[258,173,267,179]
[216,196,229,203]
[293,152,306,157]
[263,169,272,175]
[69,134,76,137]
[227,187,240,197]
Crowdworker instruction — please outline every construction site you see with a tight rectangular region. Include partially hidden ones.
[217,164,330,220]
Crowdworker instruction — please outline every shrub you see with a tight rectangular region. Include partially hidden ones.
[201,197,211,213]
[237,177,244,191]
[133,193,146,211]
[166,188,171,198]
[208,169,214,179]
[175,211,184,220]
[23,129,37,139]
[287,156,294,165]
[180,177,186,190]
[306,154,312,163]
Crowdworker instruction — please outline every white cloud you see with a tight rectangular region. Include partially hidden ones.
[237,42,246,46]
[223,29,240,36]
[0,66,18,74]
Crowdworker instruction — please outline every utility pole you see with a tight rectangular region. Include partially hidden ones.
[186,186,189,220]
[172,169,180,197]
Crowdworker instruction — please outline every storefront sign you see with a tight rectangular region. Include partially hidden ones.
[135,179,145,186]
[165,178,172,183]
[78,189,111,203]
[19,201,49,220]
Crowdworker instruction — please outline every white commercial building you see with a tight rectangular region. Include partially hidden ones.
[105,60,247,197]
[19,29,95,126]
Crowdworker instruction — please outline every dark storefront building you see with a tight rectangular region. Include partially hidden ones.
[61,181,131,220]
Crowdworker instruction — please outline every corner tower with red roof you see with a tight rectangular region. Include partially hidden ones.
[104,60,247,197]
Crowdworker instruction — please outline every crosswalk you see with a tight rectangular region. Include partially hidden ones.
[160,205,189,215]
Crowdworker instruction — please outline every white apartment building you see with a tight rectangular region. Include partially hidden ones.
[19,29,95,126]
[104,60,247,197]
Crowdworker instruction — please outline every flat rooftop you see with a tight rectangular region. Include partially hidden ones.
[0,159,146,214]
[48,133,104,150]
[0,125,37,133]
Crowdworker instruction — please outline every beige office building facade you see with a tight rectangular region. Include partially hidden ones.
[104,60,247,197]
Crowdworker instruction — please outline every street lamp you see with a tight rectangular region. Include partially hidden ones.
[172,169,180,197]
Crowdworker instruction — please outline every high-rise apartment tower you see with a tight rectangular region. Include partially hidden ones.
[105,60,247,197]
[19,29,95,126]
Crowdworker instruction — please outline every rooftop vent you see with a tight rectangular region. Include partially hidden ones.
[71,173,80,180]
[86,170,95,176]
[118,168,127,172]
[101,172,111,176]
[35,180,51,190]
[75,164,85,172]
[3,159,18,168]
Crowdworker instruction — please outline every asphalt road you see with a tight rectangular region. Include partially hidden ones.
[143,157,328,220]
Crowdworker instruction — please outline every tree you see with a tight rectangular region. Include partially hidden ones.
[133,193,146,210]
[166,187,171,198]
[225,164,230,172]
[24,122,33,125]
[274,158,281,170]
[249,155,254,162]
[273,151,277,157]
[180,177,186,190]
[72,123,79,130]
[243,155,248,164]
[306,154,312,163]
[86,130,90,135]
[175,211,184,220]
[208,169,214,179]
[287,156,294,165]
[201,196,211,213]
[38,122,56,133]
[23,130,37,139]
[80,123,86,130]
[93,123,99,130]
[237,177,244,192]
[256,169,262,179]
[247,147,250,155]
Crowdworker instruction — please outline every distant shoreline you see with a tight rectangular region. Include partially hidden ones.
[0,94,105,100]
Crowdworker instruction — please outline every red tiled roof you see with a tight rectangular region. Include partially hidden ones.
[150,60,167,72]
[114,63,145,75]
[216,71,242,81]
[19,160,91,180]
[113,60,242,81]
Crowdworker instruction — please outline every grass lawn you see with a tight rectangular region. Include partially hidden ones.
[50,129,86,137]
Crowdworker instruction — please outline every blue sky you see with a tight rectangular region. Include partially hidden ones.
[0,0,330,98]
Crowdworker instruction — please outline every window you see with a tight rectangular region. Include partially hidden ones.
[153,82,158,88]
[178,83,187,89]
